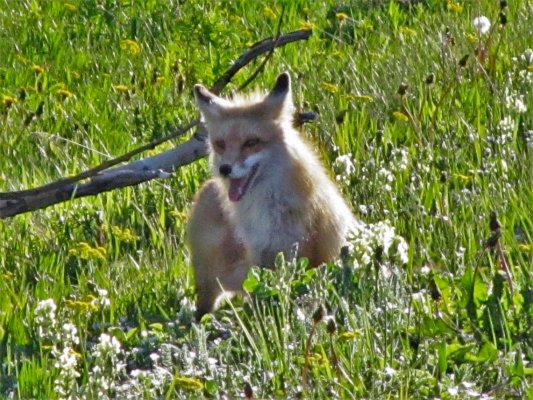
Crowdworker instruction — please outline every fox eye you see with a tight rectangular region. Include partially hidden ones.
[214,140,226,151]
[243,138,260,148]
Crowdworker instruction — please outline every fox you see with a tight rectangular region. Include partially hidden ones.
[188,72,358,318]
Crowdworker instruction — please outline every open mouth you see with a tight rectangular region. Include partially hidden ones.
[228,164,259,202]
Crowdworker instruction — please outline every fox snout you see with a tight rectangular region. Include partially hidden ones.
[219,164,232,177]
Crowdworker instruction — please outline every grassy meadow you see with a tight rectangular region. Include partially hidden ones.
[0,0,532,398]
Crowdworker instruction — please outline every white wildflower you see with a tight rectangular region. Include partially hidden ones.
[473,16,491,35]
[89,333,125,399]
[498,116,514,135]
[334,153,355,184]
[61,323,80,346]
[448,386,459,396]
[384,366,397,377]
[520,48,533,64]
[92,288,111,309]
[378,167,394,183]
[34,299,58,342]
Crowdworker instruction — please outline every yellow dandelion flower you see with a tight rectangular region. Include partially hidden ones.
[399,26,417,39]
[306,352,328,366]
[2,95,17,108]
[299,21,314,30]
[447,2,463,13]
[57,89,74,99]
[173,376,204,391]
[120,39,141,55]
[393,111,409,122]
[335,12,349,22]
[350,94,374,102]
[518,244,533,253]
[339,331,362,341]
[263,7,276,20]
[169,210,188,220]
[32,65,45,74]
[64,3,77,11]
[322,82,340,94]
[453,173,472,184]
[65,299,99,313]
[466,33,478,43]
[113,84,130,93]
[1,271,13,280]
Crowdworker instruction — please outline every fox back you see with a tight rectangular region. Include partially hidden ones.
[189,73,357,317]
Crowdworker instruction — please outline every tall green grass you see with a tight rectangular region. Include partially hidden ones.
[1,0,531,398]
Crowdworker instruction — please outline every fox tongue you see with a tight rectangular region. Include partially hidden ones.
[229,177,247,202]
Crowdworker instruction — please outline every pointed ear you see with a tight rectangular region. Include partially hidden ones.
[263,72,293,118]
[193,84,225,120]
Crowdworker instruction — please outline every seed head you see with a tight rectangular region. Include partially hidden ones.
[312,305,326,324]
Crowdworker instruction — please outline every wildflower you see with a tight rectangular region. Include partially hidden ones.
[263,7,276,20]
[473,16,491,35]
[350,94,374,102]
[61,323,80,346]
[393,111,409,122]
[54,347,81,399]
[498,116,514,135]
[399,26,417,39]
[2,95,17,109]
[299,21,314,30]
[32,65,45,74]
[173,376,204,391]
[335,12,349,22]
[113,84,130,93]
[119,39,140,54]
[333,153,355,183]
[322,82,340,94]
[447,2,463,13]
[110,225,139,242]
[35,299,58,342]
[57,89,74,100]
[69,242,106,261]
[89,333,125,398]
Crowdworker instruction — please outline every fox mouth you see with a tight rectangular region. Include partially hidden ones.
[228,164,259,202]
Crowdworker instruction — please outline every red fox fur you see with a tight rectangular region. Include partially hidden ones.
[188,73,357,317]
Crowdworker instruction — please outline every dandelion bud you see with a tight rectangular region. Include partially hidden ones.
[499,12,507,26]
[312,305,326,324]
[429,278,442,301]
[244,382,253,399]
[327,318,337,335]
[458,54,469,67]
[398,83,409,96]
[425,73,435,85]
[489,211,501,232]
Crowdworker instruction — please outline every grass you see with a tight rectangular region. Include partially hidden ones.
[0,0,532,398]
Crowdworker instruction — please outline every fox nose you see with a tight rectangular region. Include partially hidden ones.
[219,164,232,177]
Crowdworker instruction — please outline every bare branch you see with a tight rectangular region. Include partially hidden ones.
[0,29,313,218]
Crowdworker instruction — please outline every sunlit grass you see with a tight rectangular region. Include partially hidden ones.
[1,0,532,399]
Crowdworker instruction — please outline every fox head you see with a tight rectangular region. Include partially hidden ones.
[193,72,295,202]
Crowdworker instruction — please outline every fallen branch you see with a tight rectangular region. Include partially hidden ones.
[0,29,312,218]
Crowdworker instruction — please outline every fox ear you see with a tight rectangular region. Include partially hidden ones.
[193,84,225,120]
[263,72,293,118]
